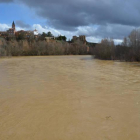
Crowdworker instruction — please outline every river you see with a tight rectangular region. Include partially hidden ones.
[0,55,140,140]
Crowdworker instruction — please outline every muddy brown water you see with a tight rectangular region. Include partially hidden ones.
[0,55,140,140]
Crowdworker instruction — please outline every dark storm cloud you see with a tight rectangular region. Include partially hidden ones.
[77,24,135,39]
[0,0,13,2]
[16,20,31,28]
[16,0,140,29]
[1,0,140,39]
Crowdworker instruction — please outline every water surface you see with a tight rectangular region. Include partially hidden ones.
[0,56,140,140]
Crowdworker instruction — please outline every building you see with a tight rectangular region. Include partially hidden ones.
[0,21,16,38]
[72,35,86,45]
[7,21,16,37]
[45,37,55,42]
[0,21,39,39]
[33,29,39,38]
[72,35,97,53]
[16,30,34,39]
[0,31,8,38]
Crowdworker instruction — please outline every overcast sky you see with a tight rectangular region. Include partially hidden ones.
[0,0,139,43]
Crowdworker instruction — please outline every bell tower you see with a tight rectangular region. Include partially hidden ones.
[12,21,15,30]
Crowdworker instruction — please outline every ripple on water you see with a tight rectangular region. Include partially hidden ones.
[0,56,140,140]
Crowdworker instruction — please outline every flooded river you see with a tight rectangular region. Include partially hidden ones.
[0,55,140,140]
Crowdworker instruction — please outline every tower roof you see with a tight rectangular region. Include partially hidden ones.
[12,21,15,26]
[12,21,15,29]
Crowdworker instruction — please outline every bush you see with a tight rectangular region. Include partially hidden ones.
[0,38,88,56]
[93,38,115,60]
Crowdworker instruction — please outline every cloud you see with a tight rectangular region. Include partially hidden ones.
[13,0,140,30]
[0,0,139,42]
[0,23,10,31]
[0,0,13,2]
[0,22,124,44]
[16,20,31,29]
[32,24,61,36]
[32,24,123,44]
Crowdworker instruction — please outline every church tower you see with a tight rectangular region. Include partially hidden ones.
[12,21,15,30]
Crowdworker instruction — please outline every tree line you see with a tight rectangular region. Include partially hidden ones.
[93,28,140,62]
[0,38,88,56]
[1,28,140,62]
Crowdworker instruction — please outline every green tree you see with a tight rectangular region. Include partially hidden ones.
[56,35,67,41]
[39,32,53,40]
[16,32,26,40]
[46,31,53,37]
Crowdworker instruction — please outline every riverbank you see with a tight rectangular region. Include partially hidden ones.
[93,45,140,62]
[92,30,140,62]
[0,38,89,56]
